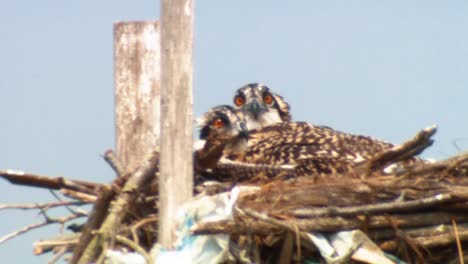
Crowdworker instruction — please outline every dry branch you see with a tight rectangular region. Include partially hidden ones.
[74,151,159,264]
[362,125,436,174]
[103,150,126,177]
[290,193,454,218]
[115,235,152,264]
[192,212,468,236]
[2,124,468,263]
[33,233,79,255]
[48,246,69,264]
[60,188,97,203]
[0,213,85,245]
[0,221,50,245]
[70,187,116,263]
[453,219,465,264]
[0,201,84,211]
[0,170,104,195]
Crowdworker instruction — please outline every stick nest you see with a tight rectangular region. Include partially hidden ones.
[2,126,468,263]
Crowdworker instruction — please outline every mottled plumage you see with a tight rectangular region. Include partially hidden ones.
[228,121,397,176]
[233,83,291,131]
[198,106,409,179]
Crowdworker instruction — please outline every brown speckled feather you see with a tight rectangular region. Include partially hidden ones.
[227,122,397,176]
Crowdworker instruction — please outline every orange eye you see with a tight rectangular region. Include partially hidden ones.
[263,94,274,105]
[234,96,245,106]
[213,118,224,129]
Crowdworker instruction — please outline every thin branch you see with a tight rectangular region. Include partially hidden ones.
[130,215,158,245]
[47,246,68,264]
[0,170,103,195]
[192,211,468,235]
[74,151,159,264]
[406,152,468,177]
[291,193,453,218]
[240,207,298,233]
[49,190,87,217]
[0,212,85,245]
[238,207,314,256]
[0,200,84,211]
[60,188,97,203]
[34,233,80,255]
[453,218,465,264]
[0,221,49,245]
[361,125,437,174]
[115,235,152,264]
[103,149,126,176]
[69,188,116,263]
[420,229,468,249]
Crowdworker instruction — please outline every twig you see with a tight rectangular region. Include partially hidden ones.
[103,149,126,176]
[240,207,298,233]
[39,207,87,233]
[386,214,425,261]
[420,229,468,249]
[34,233,80,255]
[0,200,84,211]
[0,212,84,245]
[49,190,88,217]
[0,170,103,195]
[370,223,468,242]
[47,246,68,264]
[278,232,293,264]
[192,212,468,235]
[361,125,436,174]
[95,238,109,264]
[70,187,116,263]
[453,218,464,264]
[238,207,311,259]
[291,193,453,218]
[130,215,158,245]
[406,152,468,177]
[60,188,97,203]
[115,235,152,264]
[74,151,159,264]
[0,221,50,245]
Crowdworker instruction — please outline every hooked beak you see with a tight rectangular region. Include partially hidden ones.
[238,122,249,140]
[245,98,266,119]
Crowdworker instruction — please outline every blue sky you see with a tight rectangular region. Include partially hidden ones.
[1,1,467,262]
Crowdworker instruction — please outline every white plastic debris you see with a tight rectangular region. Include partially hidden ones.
[151,186,258,264]
[306,232,335,258]
[104,186,260,264]
[104,250,146,264]
[330,230,396,264]
[308,230,398,264]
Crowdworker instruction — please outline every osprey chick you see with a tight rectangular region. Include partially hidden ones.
[233,83,291,131]
[195,105,248,170]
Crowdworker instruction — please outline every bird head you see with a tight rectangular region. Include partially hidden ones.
[233,83,291,131]
[197,105,248,155]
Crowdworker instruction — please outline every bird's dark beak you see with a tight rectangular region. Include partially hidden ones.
[245,98,266,119]
[239,122,249,140]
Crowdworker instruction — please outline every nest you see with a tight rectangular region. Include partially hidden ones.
[1,126,468,263]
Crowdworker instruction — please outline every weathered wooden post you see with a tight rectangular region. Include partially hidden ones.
[114,22,161,173]
[159,0,194,246]
[71,22,161,264]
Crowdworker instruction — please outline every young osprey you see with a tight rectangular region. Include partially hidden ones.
[232,83,291,131]
[194,105,248,170]
[197,105,404,178]
[230,121,397,176]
